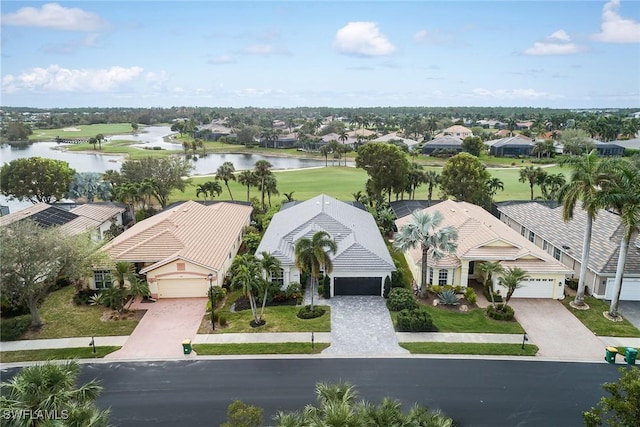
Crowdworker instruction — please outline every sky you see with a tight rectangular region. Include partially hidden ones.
[1,0,639,109]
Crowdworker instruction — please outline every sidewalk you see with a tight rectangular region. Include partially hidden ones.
[193,332,330,344]
[0,336,129,352]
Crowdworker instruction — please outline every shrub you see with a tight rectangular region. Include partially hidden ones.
[565,278,579,290]
[0,315,31,341]
[323,276,331,299]
[464,287,477,304]
[207,286,227,306]
[396,308,438,332]
[218,314,228,326]
[390,269,406,288]
[483,286,503,303]
[486,304,515,321]
[317,285,324,297]
[297,305,326,319]
[73,289,98,306]
[1,293,30,317]
[386,288,418,312]
[437,289,459,306]
[221,399,263,427]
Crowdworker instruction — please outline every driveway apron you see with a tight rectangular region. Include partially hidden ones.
[616,301,640,330]
[508,299,605,361]
[322,296,409,355]
[105,298,206,359]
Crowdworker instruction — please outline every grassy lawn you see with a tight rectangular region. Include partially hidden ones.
[193,342,329,355]
[30,123,136,141]
[561,296,640,337]
[400,342,538,356]
[13,286,140,340]
[66,140,180,160]
[0,346,121,363]
[202,290,330,334]
[390,306,525,334]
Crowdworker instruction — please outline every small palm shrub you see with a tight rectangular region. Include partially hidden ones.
[386,288,418,311]
[396,308,437,332]
[297,305,326,319]
[437,289,459,306]
[207,286,226,307]
[486,304,515,321]
[464,287,477,304]
[218,314,228,326]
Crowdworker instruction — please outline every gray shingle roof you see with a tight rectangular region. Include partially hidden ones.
[256,194,395,272]
[485,135,533,148]
[496,201,640,276]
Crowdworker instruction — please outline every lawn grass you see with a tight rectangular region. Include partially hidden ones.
[13,286,140,340]
[66,139,179,160]
[0,346,121,363]
[400,342,538,356]
[204,290,331,334]
[30,123,136,141]
[193,342,329,355]
[561,296,640,337]
[390,306,525,334]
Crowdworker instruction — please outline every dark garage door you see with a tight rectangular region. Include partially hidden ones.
[334,277,381,296]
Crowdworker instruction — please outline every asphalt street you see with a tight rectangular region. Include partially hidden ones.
[1,358,625,426]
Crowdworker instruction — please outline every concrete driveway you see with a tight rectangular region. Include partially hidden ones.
[617,301,640,330]
[509,299,605,361]
[105,298,206,360]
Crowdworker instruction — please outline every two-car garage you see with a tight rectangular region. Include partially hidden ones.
[333,277,383,296]
[156,278,210,298]
[605,278,640,301]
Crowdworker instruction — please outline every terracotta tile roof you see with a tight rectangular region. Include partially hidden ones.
[102,200,252,272]
[70,204,124,223]
[395,199,572,274]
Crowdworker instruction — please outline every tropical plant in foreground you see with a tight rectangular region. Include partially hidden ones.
[498,267,529,309]
[294,231,337,311]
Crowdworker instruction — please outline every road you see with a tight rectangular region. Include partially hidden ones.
[2,358,623,426]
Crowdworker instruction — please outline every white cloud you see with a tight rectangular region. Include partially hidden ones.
[592,0,640,43]
[413,30,428,42]
[333,22,396,57]
[523,29,583,55]
[471,88,562,100]
[1,3,109,32]
[146,71,169,90]
[1,65,143,93]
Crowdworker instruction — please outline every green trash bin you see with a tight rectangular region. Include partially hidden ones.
[624,347,638,365]
[605,346,618,363]
[182,339,192,355]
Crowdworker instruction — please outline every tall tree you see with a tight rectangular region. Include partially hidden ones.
[230,254,263,325]
[393,210,458,293]
[439,153,491,207]
[196,181,222,201]
[294,231,337,310]
[0,157,76,203]
[461,136,486,157]
[355,142,409,203]
[215,161,237,200]
[0,360,110,426]
[257,251,282,321]
[518,166,546,201]
[0,221,101,327]
[253,160,273,212]
[120,156,193,208]
[237,170,258,202]
[558,150,613,307]
[424,170,440,206]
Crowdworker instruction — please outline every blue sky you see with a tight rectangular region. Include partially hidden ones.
[1,1,639,109]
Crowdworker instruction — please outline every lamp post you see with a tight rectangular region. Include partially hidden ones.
[208,273,215,331]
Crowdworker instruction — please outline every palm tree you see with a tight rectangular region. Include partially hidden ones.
[486,177,504,197]
[215,161,236,200]
[601,161,640,318]
[89,136,98,150]
[112,261,135,290]
[319,145,330,167]
[263,174,279,207]
[498,267,529,308]
[283,191,295,202]
[258,251,281,321]
[196,181,222,201]
[424,170,440,206]
[519,166,545,200]
[406,163,425,200]
[558,150,613,307]
[294,231,337,311]
[477,261,504,305]
[237,170,258,202]
[231,254,262,325]
[253,160,273,212]
[0,360,110,426]
[95,133,105,150]
[540,173,566,201]
[393,210,458,293]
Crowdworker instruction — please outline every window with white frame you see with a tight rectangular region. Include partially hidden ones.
[553,247,561,261]
[94,270,112,289]
[270,268,284,286]
[438,270,448,285]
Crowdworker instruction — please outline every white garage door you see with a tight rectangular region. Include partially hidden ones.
[605,278,640,301]
[157,278,209,298]
[510,278,555,298]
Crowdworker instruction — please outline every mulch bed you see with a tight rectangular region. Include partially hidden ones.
[100,309,147,322]
[416,292,477,312]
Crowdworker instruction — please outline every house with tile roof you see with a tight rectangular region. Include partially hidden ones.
[98,200,252,298]
[421,135,464,155]
[0,202,125,241]
[395,199,572,299]
[436,125,473,139]
[496,201,640,301]
[372,132,421,149]
[256,194,395,296]
[486,134,534,157]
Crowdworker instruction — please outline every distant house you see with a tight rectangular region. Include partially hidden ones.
[99,200,252,298]
[256,194,395,296]
[594,141,625,157]
[486,135,534,157]
[496,201,640,301]
[608,137,640,151]
[372,132,420,149]
[259,133,298,149]
[0,202,126,241]
[421,135,463,155]
[436,125,473,139]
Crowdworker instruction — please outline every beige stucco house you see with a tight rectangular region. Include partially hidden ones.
[395,200,572,299]
[96,200,252,298]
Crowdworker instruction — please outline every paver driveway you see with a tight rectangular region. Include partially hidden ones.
[105,298,206,359]
[321,296,409,355]
[509,299,605,361]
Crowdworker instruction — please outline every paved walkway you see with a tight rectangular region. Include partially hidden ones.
[105,298,207,359]
[193,332,331,344]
